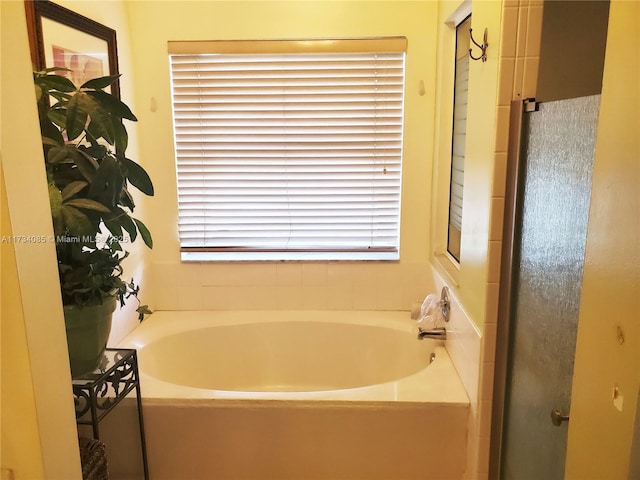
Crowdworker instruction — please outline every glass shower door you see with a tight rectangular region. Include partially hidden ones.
[501,95,600,479]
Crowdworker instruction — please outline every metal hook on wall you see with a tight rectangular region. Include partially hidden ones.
[469,27,489,62]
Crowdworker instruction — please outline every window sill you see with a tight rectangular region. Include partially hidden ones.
[181,251,400,262]
[433,251,461,286]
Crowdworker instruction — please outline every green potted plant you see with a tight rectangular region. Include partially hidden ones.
[34,68,153,377]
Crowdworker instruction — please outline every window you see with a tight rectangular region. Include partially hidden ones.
[447,16,470,262]
[169,38,407,261]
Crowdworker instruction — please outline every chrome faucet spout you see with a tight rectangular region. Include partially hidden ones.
[417,326,447,340]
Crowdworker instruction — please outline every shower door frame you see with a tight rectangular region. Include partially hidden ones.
[489,99,526,479]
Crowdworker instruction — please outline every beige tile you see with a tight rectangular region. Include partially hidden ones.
[302,285,328,308]
[494,106,511,153]
[522,57,539,99]
[201,286,229,310]
[465,434,480,480]
[489,197,505,242]
[477,436,492,475]
[500,7,518,59]
[513,57,525,100]
[526,5,544,57]
[326,262,355,287]
[377,262,404,288]
[151,262,183,287]
[481,361,496,402]
[301,263,328,286]
[516,6,529,58]
[485,282,501,325]
[177,284,202,310]
[327,284,354,309]
[478,399,494,439]
[225,285,278,309]
[152,281,179,310]
[482,320,497,362]
[498,58,515,106]
[352,287,377,310]
[276,263,302,286]
[276,285,303,309]
[202,263,261,286]
[377,283,404,310]
[351,262,379,288]
[492,152,508,198]
[238,263,278,286]
[487,240,502,283]
[201,264,224,286]
[402,262,432,289]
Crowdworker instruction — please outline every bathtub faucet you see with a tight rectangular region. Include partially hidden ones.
[417,327,447,341]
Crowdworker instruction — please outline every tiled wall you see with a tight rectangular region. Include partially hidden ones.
[150,261,435,313]
[464,2,544,479]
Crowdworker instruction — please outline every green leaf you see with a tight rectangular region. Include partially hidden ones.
[86,103,114,145]
[65,92,90,140]
[137,305,153,321]
[86,90,137,121]
[103,222,122,238]
[133,218,153,248]
[109,239,123,252]
[81,144,108,160]
[65,198,111,213]
[67,148,99,182]
[61,180,89,201]
[47,146,69,164]
[49,183,62,216]
[117,209,138,242]
[89,156,123,207]
[120,157,154,196]
[42,136,61,147]
[47,109,67,131]
[80,75,121,90]
[111,118,128,153]
[36,74,76,93]
[52,210,64,236]
[60,205,92,235]
[120,187,135,211]
[41,117,65,145]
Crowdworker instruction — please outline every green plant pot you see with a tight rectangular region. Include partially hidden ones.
[63,297,117,378]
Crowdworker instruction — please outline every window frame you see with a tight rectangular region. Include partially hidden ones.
[168,38,408,262]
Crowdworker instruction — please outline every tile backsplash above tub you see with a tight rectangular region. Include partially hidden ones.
[150,261,436,312]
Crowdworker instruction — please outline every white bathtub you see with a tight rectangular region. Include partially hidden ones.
[108,311,469,480]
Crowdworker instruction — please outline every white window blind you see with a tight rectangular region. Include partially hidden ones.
[448,17,470,261]
[449,51,468,231]
[169,39,406,260]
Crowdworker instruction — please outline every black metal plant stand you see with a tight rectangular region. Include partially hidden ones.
[72,348,149,480]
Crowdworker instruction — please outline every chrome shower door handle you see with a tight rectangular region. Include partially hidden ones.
[550,409,570,426]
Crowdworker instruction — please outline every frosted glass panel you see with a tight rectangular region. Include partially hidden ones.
[501,95,600,479]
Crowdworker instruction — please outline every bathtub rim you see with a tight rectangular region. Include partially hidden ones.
[119,310,470,406]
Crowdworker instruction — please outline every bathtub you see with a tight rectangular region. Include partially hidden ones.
[106,311,469,480]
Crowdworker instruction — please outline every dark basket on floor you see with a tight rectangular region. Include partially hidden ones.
[79,437,108,480]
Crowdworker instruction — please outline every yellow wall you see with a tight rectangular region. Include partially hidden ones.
[125,1,440,312]
[1,165,46,480]
[565,0,640,477]
[0,1,81,478]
